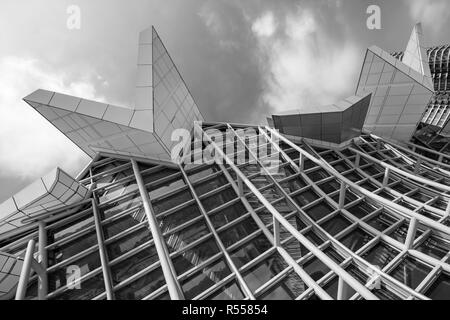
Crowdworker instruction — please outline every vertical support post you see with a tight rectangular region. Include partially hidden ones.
[237,175,244,197]
[405,217,418,249]
[339,181,347,209]
[15,240,36,300]
[414,158,422,174]
[273,216,280,247]
[355,154,361,168]
[91,198,115,300]
[382,167,390,187]
[299,152,305,171]
[131,160,183,300]
[37,222,48,300]
[337,277,353,300]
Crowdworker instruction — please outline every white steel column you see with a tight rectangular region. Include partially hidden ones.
[131,159,183,300]
[37,222,48,300]
[91,197,115,300]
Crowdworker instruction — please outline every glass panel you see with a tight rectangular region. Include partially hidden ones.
[48,212,95,244]
[209,202,246,229]
[366,212,398,232]
[194,175,228,196]
[361,242,399,269]
[340,228,373,252]
[181,260,231,299]
[165,220,210,253]
[158,204,201,234]
[230,235,272,269]
[219,217,259,248]
[50,273,105,300]
[48,251,101,292]
[115,267,166,300]
[389,256,432,290]
[103,207,146,239]
[347,201,378,219]
[259,271,307,300]
[172,238,220,275]
[242,253,289,292]
[201,188,237,212]
[207,281,244,300]
[302,257,330,281]
[320,214,352,236]
[305,202,334,222]
[110,245,159,284]
[425,272,450,300]
[416,234,450,260]
[48,231,98,266]
[107,227,152,260]
[293,190,319,207]
[152,190,193,214]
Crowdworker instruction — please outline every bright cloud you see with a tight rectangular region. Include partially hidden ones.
[251,12,277,38]
[0,56,104,179]
[405,0,450,34]
[252,8,360,114]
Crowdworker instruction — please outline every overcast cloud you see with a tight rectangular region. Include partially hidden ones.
[0,0,449,201]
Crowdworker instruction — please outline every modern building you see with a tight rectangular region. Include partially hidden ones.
[0,24,450,301]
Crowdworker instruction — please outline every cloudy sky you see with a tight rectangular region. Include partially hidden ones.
[0,0,449,202]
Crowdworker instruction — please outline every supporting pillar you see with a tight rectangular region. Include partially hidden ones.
[338,182,347,209]
[131,160,183,300]
[414,159,422,174]
[382,168,391,187]
[405,217,418,249]
[273,216,281,247]
[15,240,35,300]
[237,176,244,197]
[91,198,115,300]
[299,153,305,171]
[355,154,361,168]
[37,222,48,300]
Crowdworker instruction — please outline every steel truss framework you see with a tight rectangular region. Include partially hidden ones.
[2,123,450,300]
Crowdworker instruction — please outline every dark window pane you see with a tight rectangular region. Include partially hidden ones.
[51,273,105,300]
[172,238,220,275]
[181,260,231,299]
[152,190,192,214]
[103,207,146,239]
[390,256,432,290]
[219,217,259,248]
[305,202,334,222]
[110,246,159,284]
[340,228,373,252]
[48,251,101,292]
[159,204,201,234]
[207,281,244,300]
[230,235,272,269]
[210,202,246,229]
[243,253,289,292]
[165,220,210,252]
[115,267,166,300]
[201,188,237,212]
[107,227,152,260]
[425,272,450,300]
[48,231,98,266]
[320,214,352,236]
[259,271,307,300]
[361,242,399,269]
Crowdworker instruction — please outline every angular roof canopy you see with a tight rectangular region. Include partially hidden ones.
[0,168,88,233]
[24,27,204,163]
[357,24,434,143]
[403,23,434,90]
[271,92,372,146]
